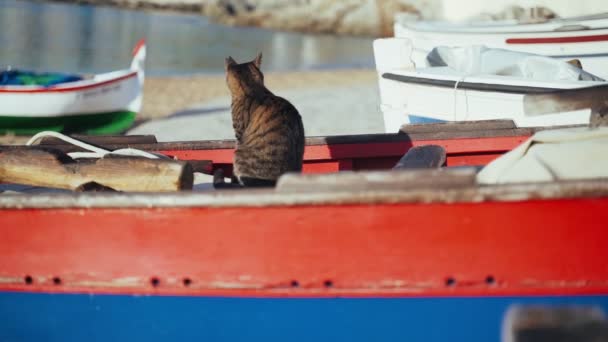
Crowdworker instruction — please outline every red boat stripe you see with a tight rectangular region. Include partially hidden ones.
[161,136,528,164]
[0,71,138,93]
[506,34,608,44]
[1,198,607,297]
[132,39,146,57]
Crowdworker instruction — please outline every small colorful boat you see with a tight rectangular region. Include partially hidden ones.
[394,13,608,79]
[0,40,146,135]
[1,119,608,341]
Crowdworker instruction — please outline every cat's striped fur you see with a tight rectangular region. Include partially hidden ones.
[217,53,305,188]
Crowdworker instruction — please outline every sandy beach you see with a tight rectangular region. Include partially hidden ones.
[0,68,382,144]
[141,68,378,119]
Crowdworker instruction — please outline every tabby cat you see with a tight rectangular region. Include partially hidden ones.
[214,53,305,188]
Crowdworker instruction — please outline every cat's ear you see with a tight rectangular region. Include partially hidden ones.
[253,52,262,69]
[225,56,237,70]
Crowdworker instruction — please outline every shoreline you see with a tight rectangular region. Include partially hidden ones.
[23,0,419,37]
[29,0,204,14]
[140,68,377,119]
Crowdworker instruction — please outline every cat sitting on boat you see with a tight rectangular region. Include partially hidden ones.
[214,53,305,189]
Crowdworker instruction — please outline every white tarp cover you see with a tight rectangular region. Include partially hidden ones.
[477,127,608,184]
[426,45,605,82]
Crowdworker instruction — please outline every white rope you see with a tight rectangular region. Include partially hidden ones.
[26,131,166,160]
[453,76,466,122]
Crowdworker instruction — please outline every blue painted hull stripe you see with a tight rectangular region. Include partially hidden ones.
[1,292,608,342]
[408,115,447,124]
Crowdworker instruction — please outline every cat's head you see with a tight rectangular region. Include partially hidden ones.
[224,53,264,95]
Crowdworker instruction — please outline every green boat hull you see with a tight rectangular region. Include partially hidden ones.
[0,111,137,135]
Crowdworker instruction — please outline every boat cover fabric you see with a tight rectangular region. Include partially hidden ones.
[426,45,605,82]
[477,127,608,184]
[0,70,82,86]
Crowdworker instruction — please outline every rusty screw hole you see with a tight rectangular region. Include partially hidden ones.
[290,280,299,288]
[445,277,456,287]
[52,277,62,285]
[323,280,333,288]
[485,275,495,285]
[24,275,33,285]
[182,278,192,287]
[150,277,160,287]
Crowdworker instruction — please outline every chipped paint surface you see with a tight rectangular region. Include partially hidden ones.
[0,276,23,284]
[1,178,607,299]
[72,277,141,288]
[1,178,608,209]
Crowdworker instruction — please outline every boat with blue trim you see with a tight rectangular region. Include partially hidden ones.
[2,114,608,341]
[0,40,146,135]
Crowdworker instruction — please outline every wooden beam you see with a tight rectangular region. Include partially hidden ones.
[276,168,476,193]
[0,147,193,192]
[523,84,608,117]
[400,119,516,134]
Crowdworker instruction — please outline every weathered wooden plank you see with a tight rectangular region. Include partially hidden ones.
[19,129,532,154]
[11,121,556,154]
[2,179,608,208]
[523,84,608,117]
[400,119,516,134]
[590,106,608,128]
[0,147,193,192]
[393,145,446,169]
[276,168,476,193]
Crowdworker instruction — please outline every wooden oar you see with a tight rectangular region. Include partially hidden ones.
[0,147,193,192]
[523,84,608,127]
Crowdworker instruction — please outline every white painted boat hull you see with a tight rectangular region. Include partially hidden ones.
[0,72,141,117]
[395,14,608,79]
[0,40,146,118]
[0,41,146,134]
[373,38,605,133]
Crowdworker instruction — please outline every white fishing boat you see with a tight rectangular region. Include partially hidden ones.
[0,40,146,135]
[394,13,608,79]
[373,38,606,132]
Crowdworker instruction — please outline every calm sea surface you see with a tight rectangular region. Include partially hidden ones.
[0,0,375,76]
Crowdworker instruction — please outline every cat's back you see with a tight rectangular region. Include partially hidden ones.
[235,92,305,181]
[241,93,304,146]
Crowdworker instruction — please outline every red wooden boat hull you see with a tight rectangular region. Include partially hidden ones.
[2,195,608,297]
[2,185,608,341]
[2,121,607,341]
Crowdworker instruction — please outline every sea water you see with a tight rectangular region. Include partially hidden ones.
[0,0,374,76]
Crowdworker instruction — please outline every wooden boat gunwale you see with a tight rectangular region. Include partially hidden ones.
[6,120,545,175]
[31,119,567,153]
[1,177,608,209]
[382,72,593,94]
[1,120,602,209]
